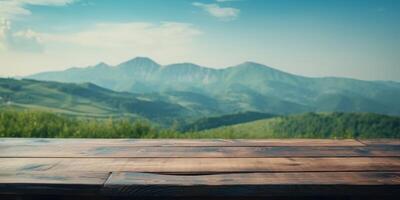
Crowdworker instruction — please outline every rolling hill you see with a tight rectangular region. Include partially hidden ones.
[0,78,190,123]
[28,57,400,116]
[189,112,400,139]
[1,110,399,138]
[182,111,277,131]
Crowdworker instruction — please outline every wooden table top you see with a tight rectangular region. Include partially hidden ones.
[1,138,400,199]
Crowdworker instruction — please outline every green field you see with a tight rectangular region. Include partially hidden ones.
[1,110,399,139]
[0,78,191,125]
[1,77,399,139]
[191,112,400,139]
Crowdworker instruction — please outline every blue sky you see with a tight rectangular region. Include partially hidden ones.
[0,0,399,81]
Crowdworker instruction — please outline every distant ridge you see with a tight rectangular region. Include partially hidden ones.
[27,57,400,116]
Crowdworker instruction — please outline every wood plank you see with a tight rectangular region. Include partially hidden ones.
[361,139,400,146]
[103,172,400,197]
[2,157,400,174]
[106,171,400,185]
[0,171,109,196]
[0,145,398,158]
[0,138,399,198]
[0,171,108,185]
[0,138,364,147]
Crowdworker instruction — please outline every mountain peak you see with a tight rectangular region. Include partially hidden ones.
[117,57,161,71]
[238,61,267,67]
[235,61,291,74]
[165,62,202,68]
[93,62,109,68]
[122,57,159,65]
[116,57,161,74]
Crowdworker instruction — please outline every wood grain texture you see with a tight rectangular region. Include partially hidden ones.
[0,138,399,199]
[361,139,400,146]
[0,138,364,147]
[103,172,400,197]
[2,146,399,158]
[0,171,109,184]
[0,171,109,196]
[2,157,400,174]
[107,171,400,185]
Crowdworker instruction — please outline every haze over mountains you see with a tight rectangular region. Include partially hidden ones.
[27,57,400,117]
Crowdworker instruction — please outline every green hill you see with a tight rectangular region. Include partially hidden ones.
[1,111,399,139]
[182,111,277,131]
[0,78,189,123]
[187,112,400,139]
[0,110,159,138]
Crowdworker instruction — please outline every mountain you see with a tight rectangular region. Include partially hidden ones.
[28,57,400,116]
[191,112,400,139]
[0,78,190,123]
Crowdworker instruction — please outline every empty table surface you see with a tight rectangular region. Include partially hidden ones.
[1,138,400,199]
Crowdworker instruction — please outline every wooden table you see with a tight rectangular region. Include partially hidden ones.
[1,138,400,199]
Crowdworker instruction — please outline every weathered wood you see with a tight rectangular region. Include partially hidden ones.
[103,172,400,197]
[107,171,400,185]
[0,171,109,185]
[361,139,400,146]
[2,145,399,158]
[0,171,109,196]
[0,138,365,146]
[0,138,399,199]
[2,157,400,174]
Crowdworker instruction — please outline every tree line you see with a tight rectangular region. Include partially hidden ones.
[0,110,399,139]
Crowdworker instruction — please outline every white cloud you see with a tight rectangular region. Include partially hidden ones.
[0,21,203,76]
[193,2,240,21]
[0,19,44,53]
[0,0,76,53]
[0,20,9,51]
[40,22,201,49]
[0,0,76,20]
[9,28,44,52]
[0,0,203,75]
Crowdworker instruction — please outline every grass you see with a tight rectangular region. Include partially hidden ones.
[0,110,399,139]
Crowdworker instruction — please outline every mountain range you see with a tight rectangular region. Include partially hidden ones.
[27,57,400,117]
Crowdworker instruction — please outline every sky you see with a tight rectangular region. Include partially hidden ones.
[0,0,399,81]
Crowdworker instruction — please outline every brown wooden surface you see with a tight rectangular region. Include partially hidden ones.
[2,146,400,158]
[0,138,365,146]
[0,138,399,199]
[103,172,400,197]
[360,139,400,146]
[2,157,400,174]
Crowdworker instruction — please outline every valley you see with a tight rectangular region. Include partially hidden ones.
[1,57,399,138]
